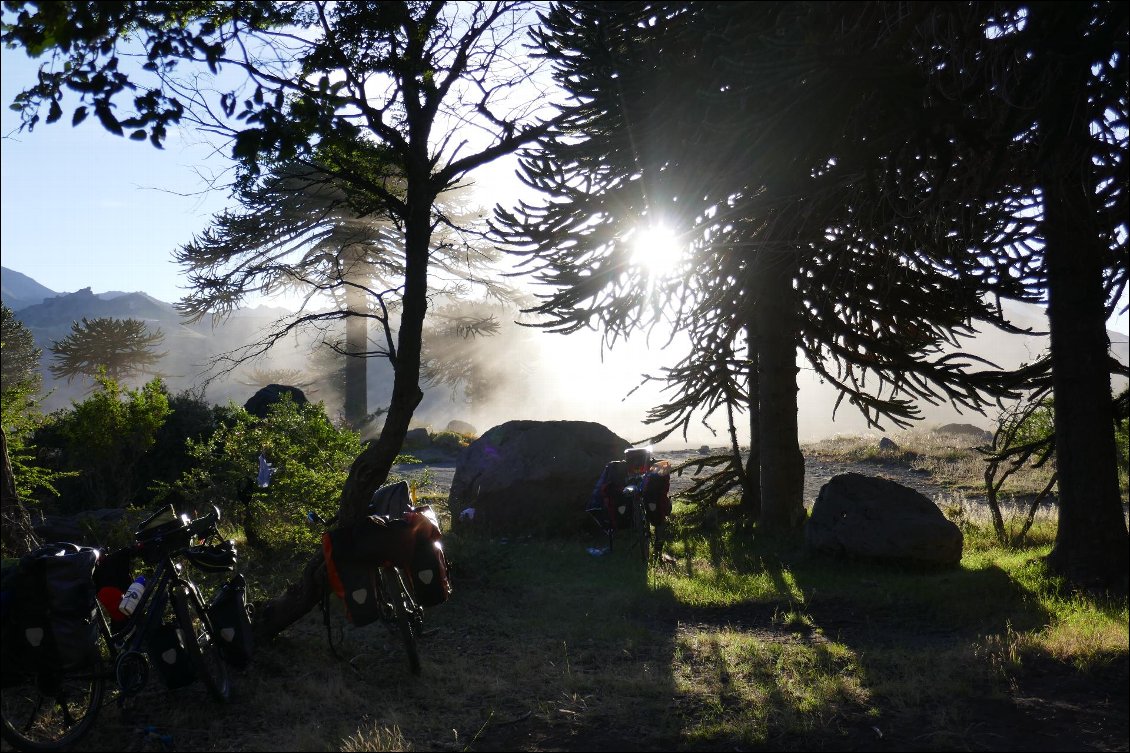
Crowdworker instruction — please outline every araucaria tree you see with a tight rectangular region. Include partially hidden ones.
[499,1,1128,589]
[498,2,1033,535]
[178,155,509,431]
[49,317,166,385]
[3,1,559,634]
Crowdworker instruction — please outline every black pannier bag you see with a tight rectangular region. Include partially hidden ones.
[410,538,451,608]
[1,543,100,675]
[368,480,413,519]
[322,505,452,624]
[590,460,632,530]
[146,622,196,689]
[642,466,672,525]
[208,573,254,669]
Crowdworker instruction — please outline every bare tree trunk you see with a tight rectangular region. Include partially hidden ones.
[1,426,40,557]
[740,321,761,519]
[1035,1,1128,592]
[254,184,434,640]
[755,252,805,534]
[343,245,369,429]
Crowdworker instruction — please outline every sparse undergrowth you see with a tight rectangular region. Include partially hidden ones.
[803,429,1062,497]
[43,467,1128,753]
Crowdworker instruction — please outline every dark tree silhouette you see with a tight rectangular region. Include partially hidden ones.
[497,2,1032,534]
[3,1,562,634]
[48,317,166,385]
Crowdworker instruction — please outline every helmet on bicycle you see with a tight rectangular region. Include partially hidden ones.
[184,540,238,572]
[623,447,654,476]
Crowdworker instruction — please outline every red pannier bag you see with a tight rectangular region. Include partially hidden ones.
[322,506,451,625]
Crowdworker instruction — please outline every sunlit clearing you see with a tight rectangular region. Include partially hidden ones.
[631,224,685,273]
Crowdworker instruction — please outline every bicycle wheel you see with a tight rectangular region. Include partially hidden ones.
[170,583,231,702]
[0,656,105,752]
[631,494,651,570]
[379,568,421,676]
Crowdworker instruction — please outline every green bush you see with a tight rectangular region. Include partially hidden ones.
[33,373,170,512]
[170,396,362,553]
[1,376,71,506]
[431,430,471,453]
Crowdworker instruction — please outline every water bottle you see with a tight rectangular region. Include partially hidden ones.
[119,576,147,617]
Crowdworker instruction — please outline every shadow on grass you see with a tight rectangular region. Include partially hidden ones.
[64,508,1121,753]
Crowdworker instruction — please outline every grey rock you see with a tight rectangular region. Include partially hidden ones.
[932,423,993,446]
[444,419,477,436]
[403,427,432,449]
[244,384,308,419]
[879,436,899,452]
[449,420,630,537]
[804,473,963,567]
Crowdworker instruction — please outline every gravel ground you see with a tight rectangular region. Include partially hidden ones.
[399,446,1006,516]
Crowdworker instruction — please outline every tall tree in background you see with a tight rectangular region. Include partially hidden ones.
[498,2,1032,534]
[48,317,166,385]
[3,1,560,634]
[177,151,405,430]
[178,153,508,431]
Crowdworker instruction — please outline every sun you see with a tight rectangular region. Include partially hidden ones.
[630,224,685,272]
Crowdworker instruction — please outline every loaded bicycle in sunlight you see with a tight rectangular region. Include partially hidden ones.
[588,447,673,571]
[311,480,452,676]
[0,504,252,751]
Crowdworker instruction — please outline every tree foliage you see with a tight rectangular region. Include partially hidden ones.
[496,1,1036,531]
[170,396,362,553]
[1,304,41,391]
[36,373,171,511]
[1,304,65,536]
[48,316,166,385]
[3,0,564,634]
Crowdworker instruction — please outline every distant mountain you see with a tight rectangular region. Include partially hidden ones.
[15,286,180,327]
[1,266,60,311]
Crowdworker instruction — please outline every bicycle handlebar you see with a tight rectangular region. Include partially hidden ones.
[185,504,222,539]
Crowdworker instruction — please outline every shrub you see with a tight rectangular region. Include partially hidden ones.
[33,373,170,512]
[170,395,362,553]
[431,430,471,453]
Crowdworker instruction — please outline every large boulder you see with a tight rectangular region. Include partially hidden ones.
[448,420,630,537]
[804,473,963,567]
[445,419,477,436]
[244,384,308,419]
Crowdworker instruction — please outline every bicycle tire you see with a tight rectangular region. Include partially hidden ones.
[170,583,231,702]
[0,654,105,752]
[632,493,651,570]
[380,567,421,676]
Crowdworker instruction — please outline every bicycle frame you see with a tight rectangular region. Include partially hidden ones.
[97,553,187,696]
